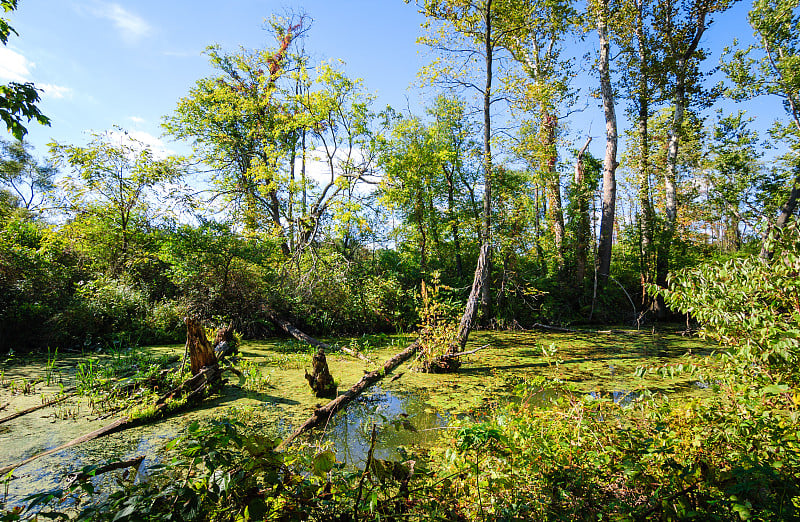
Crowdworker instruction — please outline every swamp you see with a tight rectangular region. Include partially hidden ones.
[1,328,719,517]
[2,0,800,519]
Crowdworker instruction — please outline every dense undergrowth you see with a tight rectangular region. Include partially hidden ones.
[1,220,798,521]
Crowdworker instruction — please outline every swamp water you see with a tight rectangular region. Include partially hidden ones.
[0,329,715,510]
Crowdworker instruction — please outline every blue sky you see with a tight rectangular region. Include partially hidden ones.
[0,0,787,169]
[2,1,428,158]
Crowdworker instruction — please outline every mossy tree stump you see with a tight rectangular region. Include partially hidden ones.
[304,347,337,398]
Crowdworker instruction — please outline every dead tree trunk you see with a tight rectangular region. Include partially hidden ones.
[454,241,490,354]
[0,417,131,476]
[264,307,370,361]
[263,308,329,348]
[278,339,420,450]
[186,317,218,375]
[305,348,337,398]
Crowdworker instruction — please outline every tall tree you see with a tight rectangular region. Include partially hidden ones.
[590,0,619,286]
[416,0,518,349]
[615,0,665,297]
[164,17,307,254]
[722,0,800,254]
[166,19,380,258]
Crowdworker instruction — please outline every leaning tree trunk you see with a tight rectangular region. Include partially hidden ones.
[454,241,491,354]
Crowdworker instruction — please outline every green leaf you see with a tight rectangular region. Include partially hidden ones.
[312,450,336,476]
[761,384,789,395]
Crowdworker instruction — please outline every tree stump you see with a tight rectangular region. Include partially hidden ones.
[304,348,337,398]
[213,321,238,359]
[186,317,218,376]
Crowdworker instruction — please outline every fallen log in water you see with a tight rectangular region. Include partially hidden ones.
[0,318,228,478]
[0,387,77,425]
[264,307,371,362]
[278,338,421,451]
[0,416,131,476]
[64,455,145,487]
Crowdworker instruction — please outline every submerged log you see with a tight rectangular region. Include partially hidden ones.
[304,348,337,398]
[0,319,226,478]
[0,417,131,476]
[278,339,420,451]
[0,387,76,425]
[65,455,145,487]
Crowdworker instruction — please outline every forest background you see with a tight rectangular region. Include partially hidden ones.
[0,0,797,355]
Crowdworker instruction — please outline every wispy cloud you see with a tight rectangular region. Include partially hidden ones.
[39,83,73,99]
[107,128,174,159]
[128,116,145,124]
[83,1,152,45]
[0,48,33,82]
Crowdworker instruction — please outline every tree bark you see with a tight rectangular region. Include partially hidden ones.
[455,241,491,353]
[596,0,618,286]
[185,317,218,375]
[304,348,337,398]
[574,136,592,286]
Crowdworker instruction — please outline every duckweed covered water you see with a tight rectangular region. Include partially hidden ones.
[0,327,716,508]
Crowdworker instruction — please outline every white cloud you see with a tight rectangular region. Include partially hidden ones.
[0,50,72,100]
[129,116,145,124]
[123,129,174,159]
[84,2,152,44]
[39,83,73,99]
[0,48,33,82]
